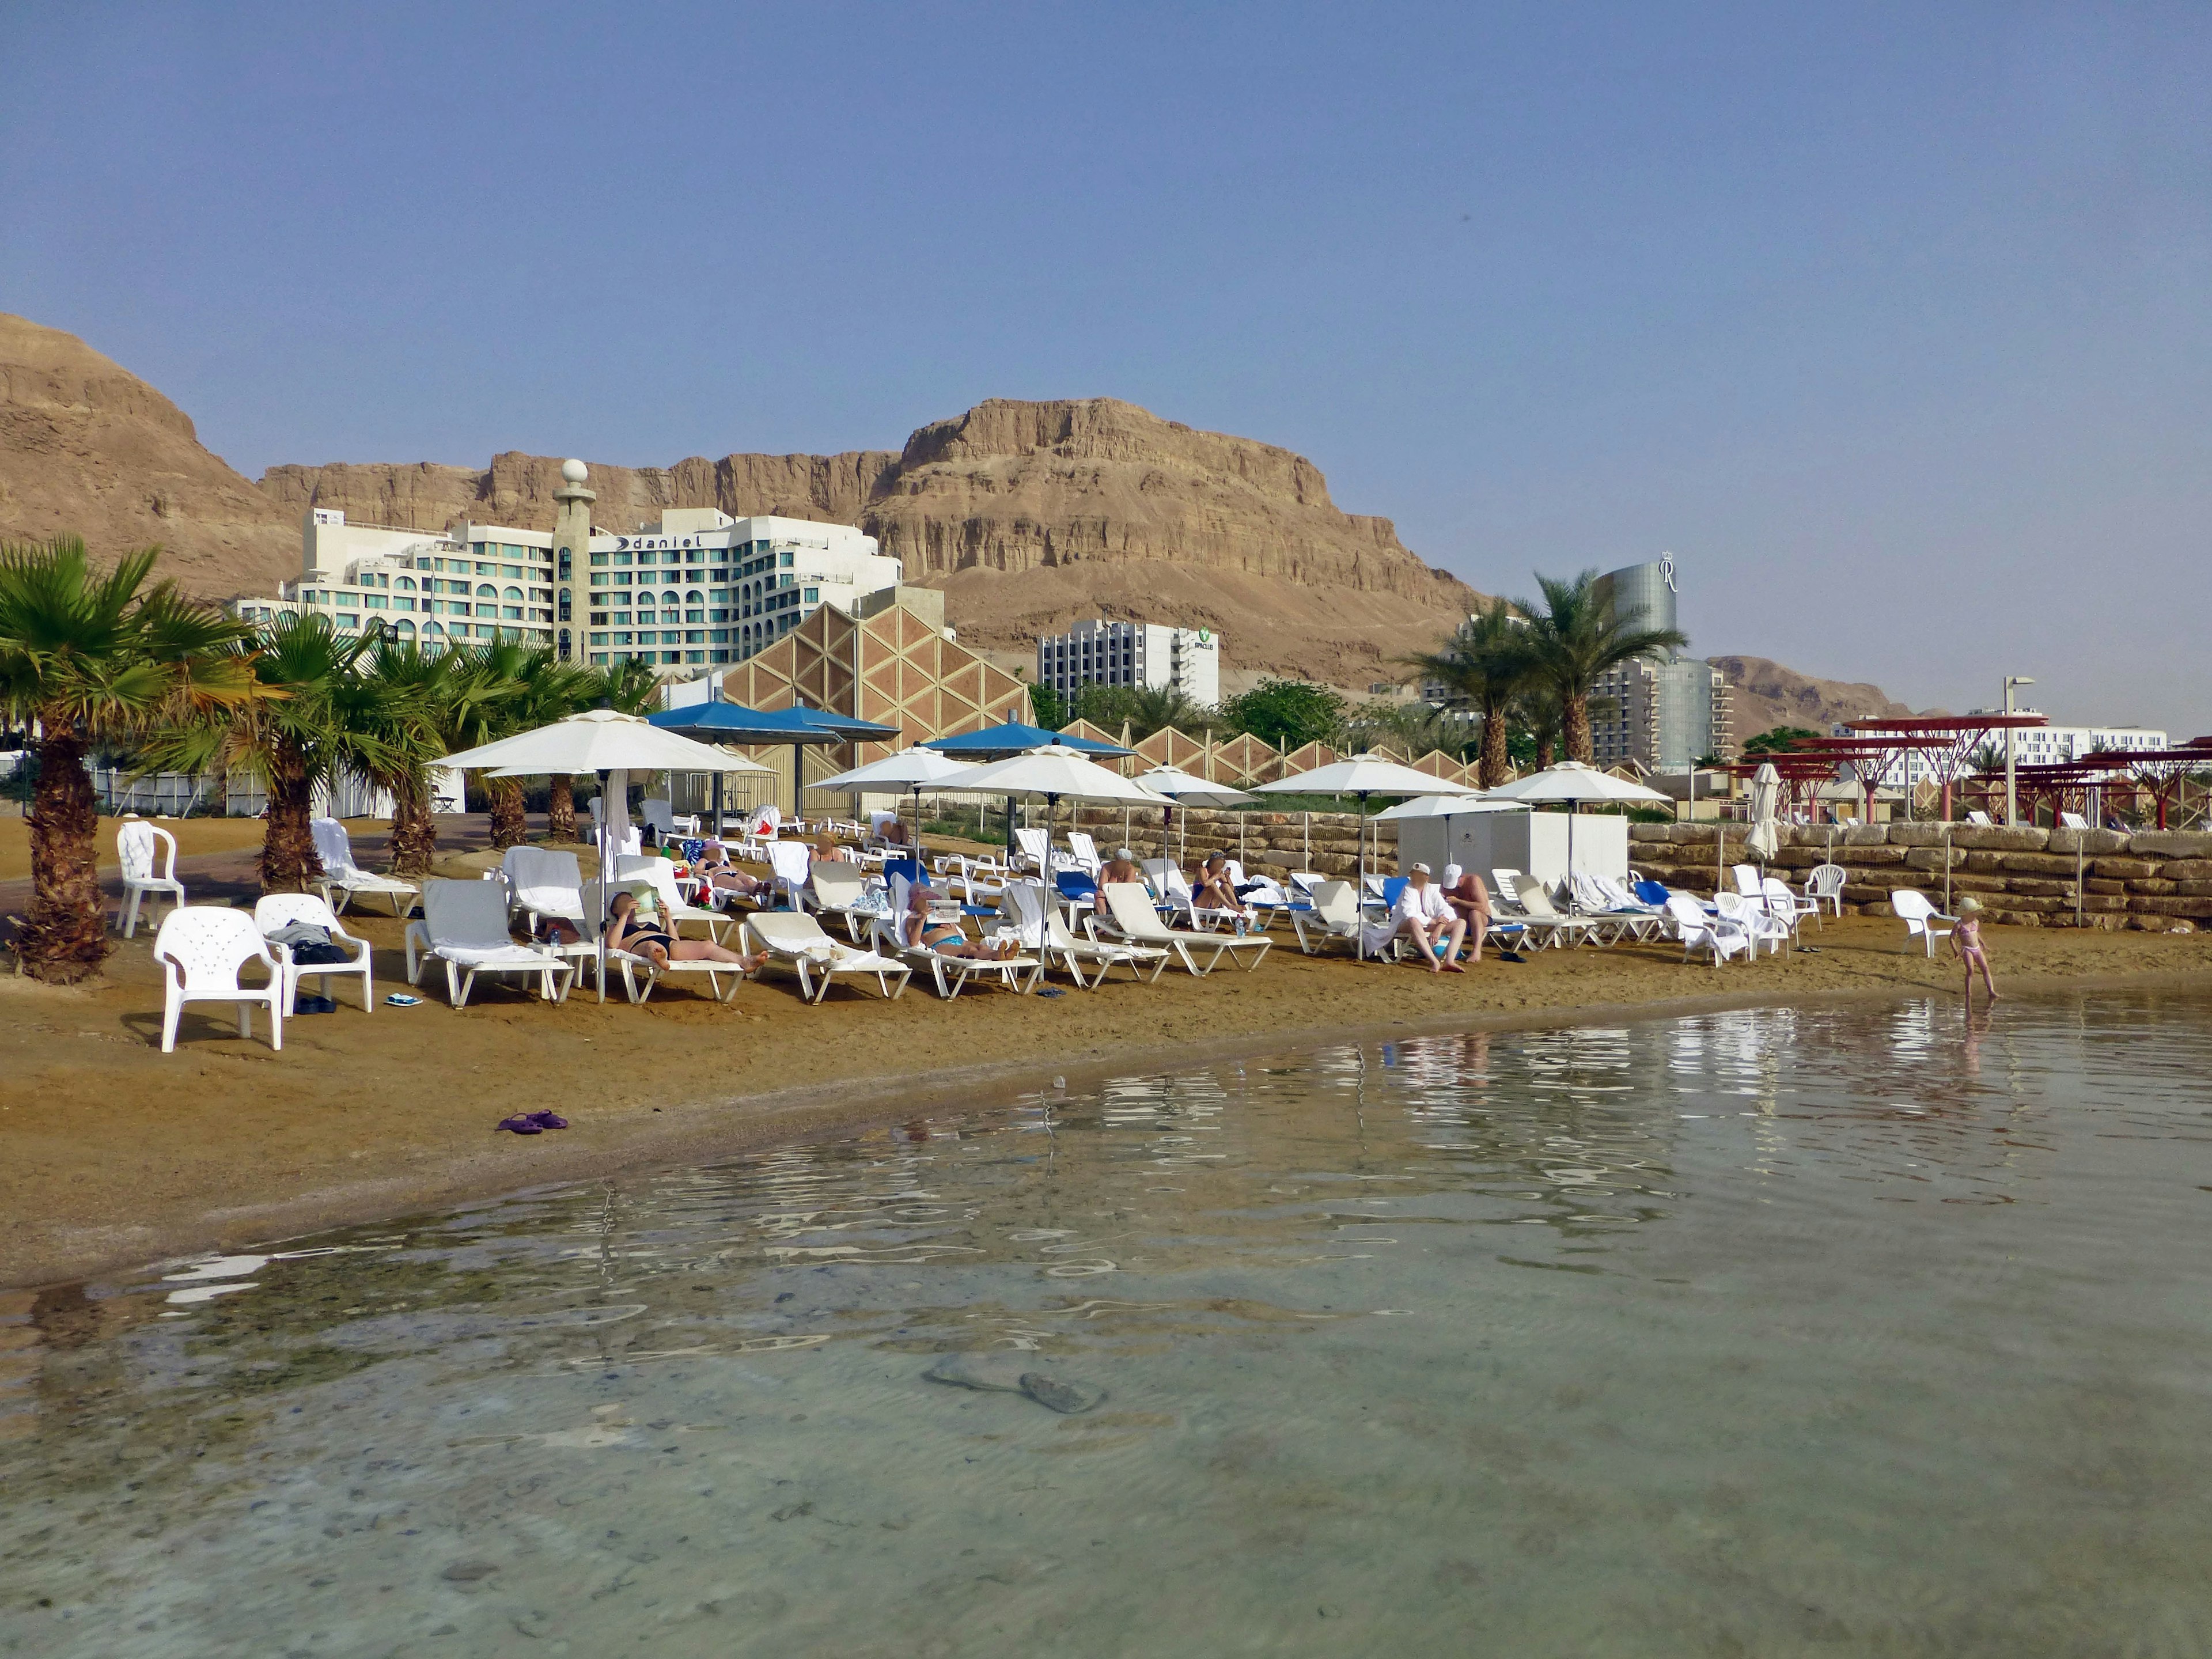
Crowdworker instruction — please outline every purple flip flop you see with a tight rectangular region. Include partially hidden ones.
[497,1115,542,1135]
[527,1111,570,1131]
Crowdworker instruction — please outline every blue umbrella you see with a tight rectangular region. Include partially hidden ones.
[649,701,899,827]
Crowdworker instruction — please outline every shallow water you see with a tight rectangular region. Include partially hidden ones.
[6,990,2212,1657]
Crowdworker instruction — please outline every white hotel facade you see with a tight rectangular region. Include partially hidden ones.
[230,470,902,671]
[1839,713,2169,791]
[1035,618,1221,707]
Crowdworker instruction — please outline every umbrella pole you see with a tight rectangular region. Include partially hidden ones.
[1356,791,1368,963]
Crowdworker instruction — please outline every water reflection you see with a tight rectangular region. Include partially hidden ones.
[6,990,2212,1657]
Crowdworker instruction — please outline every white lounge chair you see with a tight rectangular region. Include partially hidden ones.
[1890,889,1956,956]
[1003,880,1168,987]
[255,892,374,1014]
[869,909,1044,999]
[1731,863,1765,900]
[1802,863,1847,921]
[1663,893,1752,966]
[1489,871,1590,950]
[1290,878,1360,955]
[588,797,644,857]
[808,861,891,944]
[154,906,285,1052]
[1965,810,1994,827]
[745,911,910,1003]
[617,854,733,943]
[568,877,744,1003]
[309,817,419,918]
[501,846,589,937]
[937,854,1006,904]
[1065,832,1103,876]
[641,797,697,839]
[1098,882,1271,976]
[116,819,185,938]
[1570,873,1666,942]
[766,841,814,911]
[1144,858,1249,932]
[404,878,573,1007]
[2058,811,2089,831]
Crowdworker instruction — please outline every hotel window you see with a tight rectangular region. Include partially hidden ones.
[615,551,631,566]
[475,563,494,576]
[803,588,819,603]
[590,572,609,588]
[613,611,632,624]
[778,552,794,567]
[365,594,388,609]
[475,584,497,599]
[589,632,609,646]
[502,606,523,620]
[615,572,632,586]
[396,576,415,591]
[591,551,608,567]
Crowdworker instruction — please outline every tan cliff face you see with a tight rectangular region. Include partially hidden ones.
[0,313,296,592]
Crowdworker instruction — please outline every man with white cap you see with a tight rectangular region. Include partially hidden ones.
[1388,862,1466,973]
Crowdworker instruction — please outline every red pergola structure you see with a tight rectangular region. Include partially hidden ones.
[1835,715,2047,821]
[1768,737,1924,823]
[1716,755,1850,820]
[1990,743,2212,830]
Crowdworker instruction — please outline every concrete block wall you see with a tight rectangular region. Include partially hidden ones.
[1627,822,2212,931]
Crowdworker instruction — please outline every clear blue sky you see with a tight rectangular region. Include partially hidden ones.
[5,3,2206,733]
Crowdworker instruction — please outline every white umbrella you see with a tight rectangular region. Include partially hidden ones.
[1482,760,1669,897]
[810,748,983,849]
[1136,766,1256,869]
[1747,761,1782,862]
[960,746,1171,899]
[1253,755,1476,960]
[444,711,771,1003]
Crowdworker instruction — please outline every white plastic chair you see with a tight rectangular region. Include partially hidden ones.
[744,911,910,1003]
[1965,810,1994,827]
[765,841,814,911]
[1762,876,1818,940]
[1290,879,1361,955]
[587,797,644,857]
[309,818,419,917]
[1096,882,1270,976]
[502,846,588,936]
[1802,864,1847,920]
[808,861,888,943]
[2058,811,2089,831]
[618,854,733,942]
[1715,890,1789,955]
[255,892,374,1014]
[117,820,185,938]
[1891,889,1956,957]
[154,907,284,1052]
[1663,894,1751,966]
[1064,832,1103,876]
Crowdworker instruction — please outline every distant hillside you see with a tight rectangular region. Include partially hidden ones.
[1711,653,1937,738]
[0,313,294,592]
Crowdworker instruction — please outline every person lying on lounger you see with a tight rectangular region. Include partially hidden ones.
[605,891,764,974]
[902,882,1021,960]
[692,843,770,904]
[878,817,912,848]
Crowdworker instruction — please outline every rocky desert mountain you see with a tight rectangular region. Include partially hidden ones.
[1711,654,1935,738]
[1,311,1926,725]
[0,314,295,592]
[262,397,1491,688]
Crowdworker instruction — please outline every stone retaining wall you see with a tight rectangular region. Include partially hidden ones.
[1628,823,2212,931]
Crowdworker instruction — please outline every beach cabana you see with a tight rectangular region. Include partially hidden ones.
[1484,761,1669,895]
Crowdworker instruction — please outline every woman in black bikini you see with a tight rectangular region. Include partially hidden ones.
[900,882,1021,960]
[605,891,765,972]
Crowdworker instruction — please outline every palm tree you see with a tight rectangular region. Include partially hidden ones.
[496,646,594,846]
[355,638,459,876]
[153,612,402,893]
[1513,570,1687,764]
[1402,600,1535,786]
[0,539,256,980]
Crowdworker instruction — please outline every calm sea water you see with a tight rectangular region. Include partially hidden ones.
[5,991,2211,1658]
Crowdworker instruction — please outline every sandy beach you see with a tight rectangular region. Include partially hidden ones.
[3,830,2205,1290]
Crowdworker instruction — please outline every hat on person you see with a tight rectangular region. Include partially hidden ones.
[1410,861,1431,875]
[1116,847,1134,861]
[1442,863,1463,886]
[1958,895,1984,914]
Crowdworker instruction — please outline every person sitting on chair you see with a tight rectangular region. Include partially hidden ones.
[1439,863,1493,961]
[902,881,1020,960]
[878,816,912,848]
[1392,863,1467,974]
[1094,846,1145,916]
[1192,853,1252,919]
[605,891,764,973]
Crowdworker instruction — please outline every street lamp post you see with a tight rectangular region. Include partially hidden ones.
[2004,676,2036,828]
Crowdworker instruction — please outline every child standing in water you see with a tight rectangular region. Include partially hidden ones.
[1951,895,1999,1005]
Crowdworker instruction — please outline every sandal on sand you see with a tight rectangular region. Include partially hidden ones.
[497,1115,543,1135]
[526,1111,570,1131]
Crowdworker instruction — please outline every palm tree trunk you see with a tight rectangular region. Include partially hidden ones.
[488,777,527,850]
[388,782,438,876]
[1536,732,1555,770]
[1563,693,1594,765]
[260,746,321,893]
[1479,700,1512,787]
[17,722,109,984]
[547,774,578,842]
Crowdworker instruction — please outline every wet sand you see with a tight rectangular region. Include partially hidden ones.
[5,881,2204,1291]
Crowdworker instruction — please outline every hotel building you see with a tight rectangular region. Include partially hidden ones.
[228,463,904,672]
[1587,555,1734,772]
[1035,618,1221,707]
